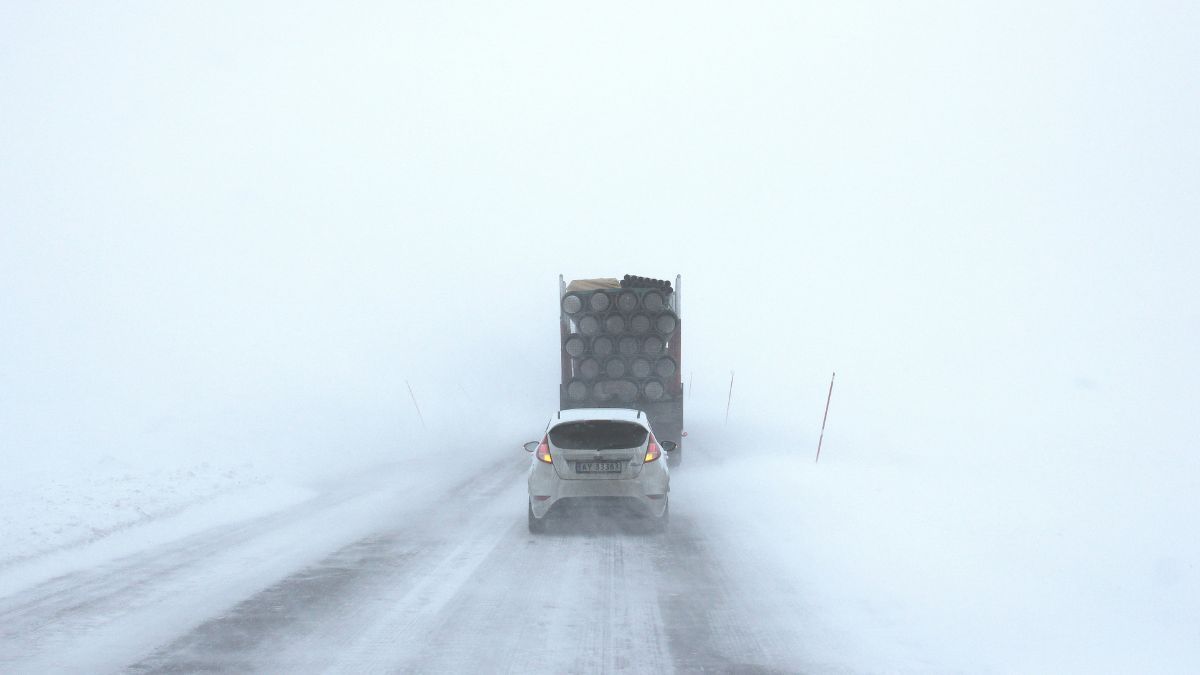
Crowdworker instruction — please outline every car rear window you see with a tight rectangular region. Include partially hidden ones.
[549,421,648,450]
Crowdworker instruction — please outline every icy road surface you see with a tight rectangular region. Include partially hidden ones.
[0,447,815,674]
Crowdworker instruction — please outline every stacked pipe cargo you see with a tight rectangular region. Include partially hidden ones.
[559,277,682,407]
[620,274,674,292]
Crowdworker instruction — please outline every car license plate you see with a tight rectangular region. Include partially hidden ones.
[576,461,622,473]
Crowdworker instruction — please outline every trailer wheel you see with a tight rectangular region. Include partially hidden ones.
[667,448,682,468]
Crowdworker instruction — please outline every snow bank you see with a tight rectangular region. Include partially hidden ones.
[683,420,1200,673]
[0,456,302,567]
[0,418,530,590]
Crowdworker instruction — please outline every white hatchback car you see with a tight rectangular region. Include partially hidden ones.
[524,408,674,533]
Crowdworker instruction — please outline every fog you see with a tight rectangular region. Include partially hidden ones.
[2,2,1198,669]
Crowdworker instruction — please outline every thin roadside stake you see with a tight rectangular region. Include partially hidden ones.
[725,371,735,425]
[815,371,836,463]
[406,379,426,429]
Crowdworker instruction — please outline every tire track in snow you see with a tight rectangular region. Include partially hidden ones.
[126,454,525,672]
[0,457,519,674]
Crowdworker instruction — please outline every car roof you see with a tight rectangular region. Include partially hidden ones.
[550,408,649,426]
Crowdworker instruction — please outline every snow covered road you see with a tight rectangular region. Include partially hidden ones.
[6,431,1196,674]
[0,447,816,674]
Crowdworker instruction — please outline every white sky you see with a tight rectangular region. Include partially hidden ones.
[2,2,1197,470]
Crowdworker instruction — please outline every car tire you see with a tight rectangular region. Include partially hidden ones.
[528,501,546,534]
[667,448,682,468]
[651,498,669,533]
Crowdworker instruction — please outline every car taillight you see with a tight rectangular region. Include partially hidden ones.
[644,434,661,463]
[536,435,553,463]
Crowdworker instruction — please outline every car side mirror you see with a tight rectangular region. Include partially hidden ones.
[523,441,539,453]
[661,440,677,453]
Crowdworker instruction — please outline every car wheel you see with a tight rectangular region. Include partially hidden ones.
[667,448,682,468]
[528,501,546,534]
[651,498,669,533]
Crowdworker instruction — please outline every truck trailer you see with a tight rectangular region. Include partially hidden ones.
[557,274,684,466]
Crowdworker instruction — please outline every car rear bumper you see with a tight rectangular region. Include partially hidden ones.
[539,496,665,520]
[528,464,668,519]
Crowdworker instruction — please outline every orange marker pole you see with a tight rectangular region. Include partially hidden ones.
[406,379,426,429]
[815,372,835,463]
[724,371,735,425]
